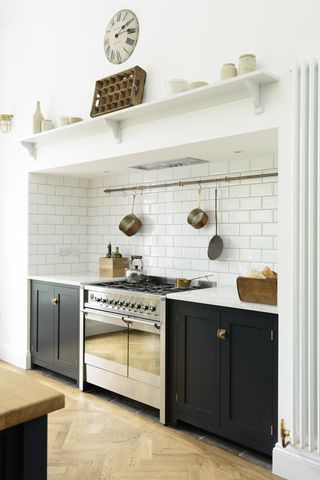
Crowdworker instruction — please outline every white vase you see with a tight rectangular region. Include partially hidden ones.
[33,101,44,134]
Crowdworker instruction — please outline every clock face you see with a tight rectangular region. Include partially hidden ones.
[104,9,139,64]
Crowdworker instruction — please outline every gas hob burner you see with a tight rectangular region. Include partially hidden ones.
[94,277,207,296]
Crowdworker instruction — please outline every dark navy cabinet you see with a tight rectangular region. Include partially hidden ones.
[31,282,79,380]
[166,300,278,455]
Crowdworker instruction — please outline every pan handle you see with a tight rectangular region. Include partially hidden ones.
[198,189,201,208]
[131,194,136,214]
[215,188,218,236]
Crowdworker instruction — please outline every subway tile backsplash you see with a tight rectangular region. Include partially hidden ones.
[28,155,278,285]
[28,174,90,275]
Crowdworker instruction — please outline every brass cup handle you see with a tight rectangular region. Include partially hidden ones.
[51,298,58,305]
[217,329,227,340]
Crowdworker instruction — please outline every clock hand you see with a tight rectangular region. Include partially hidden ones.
[116,28,135,36]
[115,18,134,35]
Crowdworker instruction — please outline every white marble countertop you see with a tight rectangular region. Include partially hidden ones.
[166,285,278,314]
[28,273,125,287]
[28,275,278,314]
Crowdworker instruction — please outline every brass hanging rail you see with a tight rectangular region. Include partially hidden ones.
[103,172,278,194]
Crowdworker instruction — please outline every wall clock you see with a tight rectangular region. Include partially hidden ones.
[104,9,139,64]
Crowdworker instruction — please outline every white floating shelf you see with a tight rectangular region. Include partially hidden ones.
[19,70,279,159]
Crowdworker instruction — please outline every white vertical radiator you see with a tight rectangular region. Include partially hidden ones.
[292,58,320,453]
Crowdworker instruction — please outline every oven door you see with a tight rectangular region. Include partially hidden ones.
[128,318,160,388]
[84,310,128,376]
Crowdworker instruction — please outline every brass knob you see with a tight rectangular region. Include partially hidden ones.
[217,328,227,340]
[51,298,58,305]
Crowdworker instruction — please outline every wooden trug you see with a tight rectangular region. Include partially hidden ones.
[236,277,277,306]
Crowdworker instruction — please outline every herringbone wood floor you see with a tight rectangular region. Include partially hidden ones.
[0,362,282,480]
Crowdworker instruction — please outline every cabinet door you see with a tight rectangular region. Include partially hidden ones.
[53,286,79,379]
[220,310,277,448]
[31,283,54,366]
[177,303,220,427]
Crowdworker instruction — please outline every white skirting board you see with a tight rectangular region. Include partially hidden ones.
[273,445,320,480]
[0,343,31,369]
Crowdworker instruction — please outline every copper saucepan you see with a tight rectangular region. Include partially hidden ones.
[176,275,214,289]
[187,189,208,229]
[119,194,142,237]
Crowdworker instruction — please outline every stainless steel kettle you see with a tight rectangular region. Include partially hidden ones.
[125,255,147,283]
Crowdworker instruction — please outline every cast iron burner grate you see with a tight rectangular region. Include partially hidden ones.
[94,280,202,295]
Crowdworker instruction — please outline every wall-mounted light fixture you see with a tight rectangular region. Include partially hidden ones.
[0,114,13,133]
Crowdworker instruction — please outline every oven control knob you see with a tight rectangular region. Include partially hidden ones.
[90,293,94,300]
[129,302,135,308]
[118,301,124,306]
[112,300,118,305]
[96,297,102,302]
[135,303,141,309]
[106,299,111,304]
[102,299,107,304]
[149,305,156,312]
[142,304,148,310]
[123,302,129,307]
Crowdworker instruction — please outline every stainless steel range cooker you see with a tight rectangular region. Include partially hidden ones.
[79,277,212,423]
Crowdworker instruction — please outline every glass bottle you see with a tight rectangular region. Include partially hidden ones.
[114,247,122,258]
[106,242,112,258]
[33,101,44,134]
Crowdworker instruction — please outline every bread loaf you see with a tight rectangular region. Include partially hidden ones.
[245,269,265,279]
[262,266,277,279]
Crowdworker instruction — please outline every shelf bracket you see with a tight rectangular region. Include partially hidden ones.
[244,79,263,114]
[21,141,37,159]
[104,119,121,143]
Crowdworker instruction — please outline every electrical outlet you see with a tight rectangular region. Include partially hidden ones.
[58,247,72,256]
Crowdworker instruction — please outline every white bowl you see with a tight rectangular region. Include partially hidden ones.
[188,81,209,89]
[165,79,188,96]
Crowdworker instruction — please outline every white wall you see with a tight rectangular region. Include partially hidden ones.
[1,2,320,478]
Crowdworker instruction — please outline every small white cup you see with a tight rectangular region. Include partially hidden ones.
[41,119,54,132]
[165,79,188,96]
[57,116,70,127]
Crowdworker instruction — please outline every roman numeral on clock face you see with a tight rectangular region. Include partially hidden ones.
[117,11,121,22]
[116,51,122,63]
[126,37,135,46]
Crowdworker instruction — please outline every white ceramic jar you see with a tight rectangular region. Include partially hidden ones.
[220,63,238,81]
[238,54,256,75]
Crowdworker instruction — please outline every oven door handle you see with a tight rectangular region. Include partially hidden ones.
[127,317,161,329]
[81,309,160,329]
[81,309,129,325]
